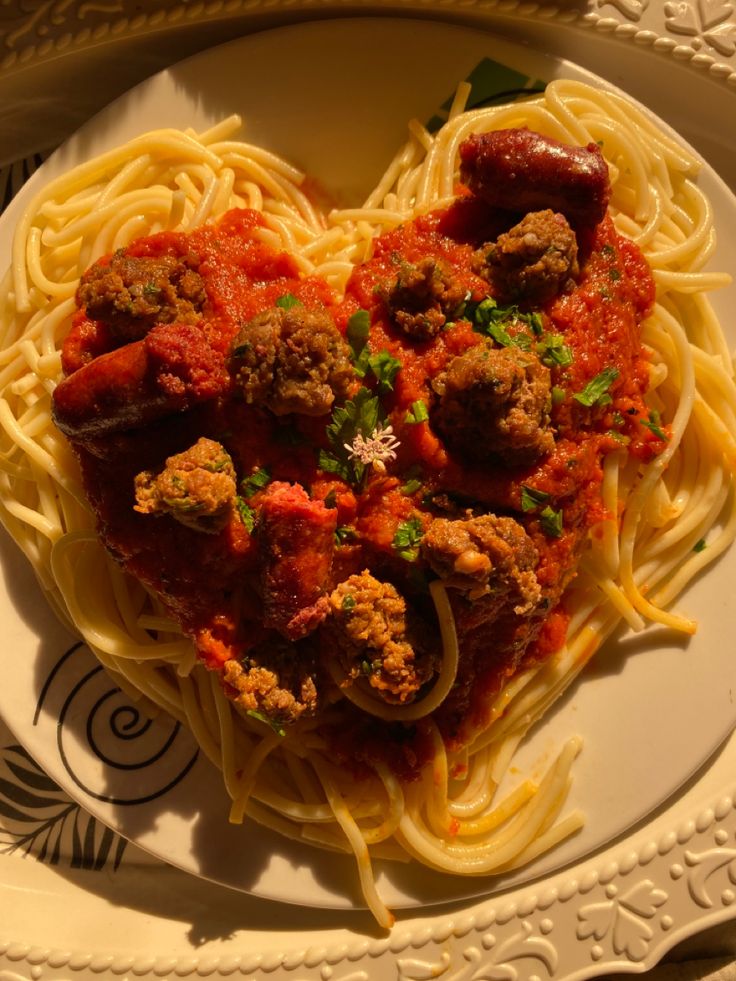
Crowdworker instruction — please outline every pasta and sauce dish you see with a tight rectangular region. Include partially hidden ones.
[1,77,735,927]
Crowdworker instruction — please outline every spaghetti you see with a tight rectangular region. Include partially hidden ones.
[0,80,735,929]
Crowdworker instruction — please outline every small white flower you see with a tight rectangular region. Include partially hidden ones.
[345,424,400,469]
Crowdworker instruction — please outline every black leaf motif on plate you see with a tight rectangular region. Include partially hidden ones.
[0,743,127,870]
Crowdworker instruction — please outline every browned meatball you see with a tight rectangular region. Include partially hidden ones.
[421,514,540,610]
[431,343,554,466]
[134,437,236,533]
[230,306,353,415]
[78,251,206,341]
[385,258,466,340]
[475,210,579,305]
[327,571,436,704]
[223,637,318,728]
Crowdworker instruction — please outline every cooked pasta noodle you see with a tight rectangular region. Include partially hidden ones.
[0,80,734,930]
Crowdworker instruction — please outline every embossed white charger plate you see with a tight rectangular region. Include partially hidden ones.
[1,13,736,938]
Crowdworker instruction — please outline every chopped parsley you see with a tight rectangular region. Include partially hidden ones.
[640,409,668,441]
[466,296,541,347]
[346,309,371,378]
[246,709,285,737]
[539,506,564,538]
[392,516,424,562]
[405,399,429,424]
[400,478,424,495]
[341,593,356,611]
[235,496,256,532]
[368,350,402,391]
[240,466,270,499]
[346,309,401,390]
[551,386,566,405]
[520,485,551,512]
[335,525,357,545]
[275,293,301,310]
[573,367,619,408]
[537,333,573,368]
[693,538,707,553]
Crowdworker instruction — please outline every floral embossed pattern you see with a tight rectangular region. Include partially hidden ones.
[0,0,735,87]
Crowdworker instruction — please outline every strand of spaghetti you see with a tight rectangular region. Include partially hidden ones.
[228,729,283,825]
[360,763,405,845]
[177,673,222,768]
[423,722,537,837]
[398,737,581,873]
[310,756,394,928]
[651,488,736,609]
[618,303,698,632]
[12,131,226,307]
[50,532,195,660]
[654,269,731,292]
[497,806,585,872]
[581,564,645,632]
[478,617,614,752]
[363,136,423,210]
[193,116,242,145]
[210,670,244,800]
[0,400,86,503]
[212,139,306,184]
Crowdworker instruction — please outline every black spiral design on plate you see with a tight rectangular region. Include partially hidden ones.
[36,642,199,806]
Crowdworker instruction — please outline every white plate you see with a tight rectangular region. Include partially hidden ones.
[1,15,736,922]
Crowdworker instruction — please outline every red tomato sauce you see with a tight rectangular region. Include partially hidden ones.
[58,191,658,776]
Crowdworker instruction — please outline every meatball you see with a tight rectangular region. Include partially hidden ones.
[385,258,466,340]
[475,210,579,305]
[431,343,554,466]
[78,251,206,342]
[134,437,236,533]
[421,514,541,611]
[230,306,353,416]
[327,571,436,704]
[223,637,318,728]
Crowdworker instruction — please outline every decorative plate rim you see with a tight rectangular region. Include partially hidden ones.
[0,0,735,90]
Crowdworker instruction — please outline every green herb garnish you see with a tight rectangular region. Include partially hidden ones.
[392,515,424,562]
[405,399,429,425]
[368,350,402,391]
[318,387,383,485]
[539,506,564,538]
[275,293,301,310]
[240,467,270,499]
[401,478,423,495]
[520,485,551,512]
[335,525,357,545]
[537,333,573,368]
[346,309,371,378]
[235,496,256,532]
[640,409,668,441]
[246,709,285,737]
[573,367,619,408]
[466,296,540,348]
